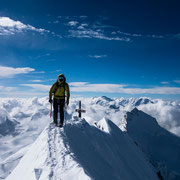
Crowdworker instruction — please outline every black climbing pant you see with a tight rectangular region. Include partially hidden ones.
[53,98,65,125]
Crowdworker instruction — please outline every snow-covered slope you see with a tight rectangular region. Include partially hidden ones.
[126,108,180,180]
[0,96,180,179]
[0,97,50,179]
[6,119,158,180]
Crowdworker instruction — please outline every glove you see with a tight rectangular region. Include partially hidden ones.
[66,100,69,106]
[49,99,52,103]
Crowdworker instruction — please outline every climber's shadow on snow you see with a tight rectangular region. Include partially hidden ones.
[63,118,158,180]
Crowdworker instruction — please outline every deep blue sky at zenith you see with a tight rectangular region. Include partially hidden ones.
[0,0,180,99]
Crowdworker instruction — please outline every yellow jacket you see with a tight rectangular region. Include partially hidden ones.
[49,81,70,101]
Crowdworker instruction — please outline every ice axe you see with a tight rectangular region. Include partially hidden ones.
[50,102,52,118]
[75,101,86,118]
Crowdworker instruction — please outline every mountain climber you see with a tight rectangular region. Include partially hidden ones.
[49,74,70,127]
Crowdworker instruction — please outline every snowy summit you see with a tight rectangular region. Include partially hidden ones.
[0,96,180,180]
[6,119,158,180]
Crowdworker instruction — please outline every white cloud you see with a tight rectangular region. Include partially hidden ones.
[89,55,107,59]
[0,66,35,78]
[66,17,166,42]
[138,100,180,136]
[64,16,177,42]
[21,82,180,95]
[0,86,17,92]
[34,53,51,59]
[79,16,87,19]
[147,34,164,38]
[123,87,180,94]
[117,31,164,39]
[0,91,47,97]
[69,82,89,86]
[161,81,169,84]
[70,82,180,94]
[67,21,78,26]
[68,29,130,41]
[81,23,88,26]
[53,20,59,24]
[0,17,26,28]
[174,33,180,38]
[21,84,51,91]
[29,79,56,83]
[56,70,62,72]
[70,83,126,93]
[77,23,88,30]
[0,17,48,35]
[174,80,180,84]
[117,31,142,37]
[31,71,45,74]
[21,82,125,93]
[29,80,44,82]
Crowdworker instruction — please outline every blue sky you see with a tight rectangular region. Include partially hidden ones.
[0,0,180,99]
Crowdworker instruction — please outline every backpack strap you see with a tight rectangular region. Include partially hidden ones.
[52,81,58,95]
[53,81,66,95]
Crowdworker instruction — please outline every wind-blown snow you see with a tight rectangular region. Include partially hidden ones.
[6,119,158,180]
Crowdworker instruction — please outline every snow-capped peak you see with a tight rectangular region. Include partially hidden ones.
[126,108,180,180]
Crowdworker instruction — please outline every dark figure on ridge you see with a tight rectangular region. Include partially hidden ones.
[49,74,70,127]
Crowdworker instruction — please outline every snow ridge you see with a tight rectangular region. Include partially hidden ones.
[6,118,158,180]
[46,123,90,180]
[126,108,180,180]
[6,121,91,180]
[1,96,180,179]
